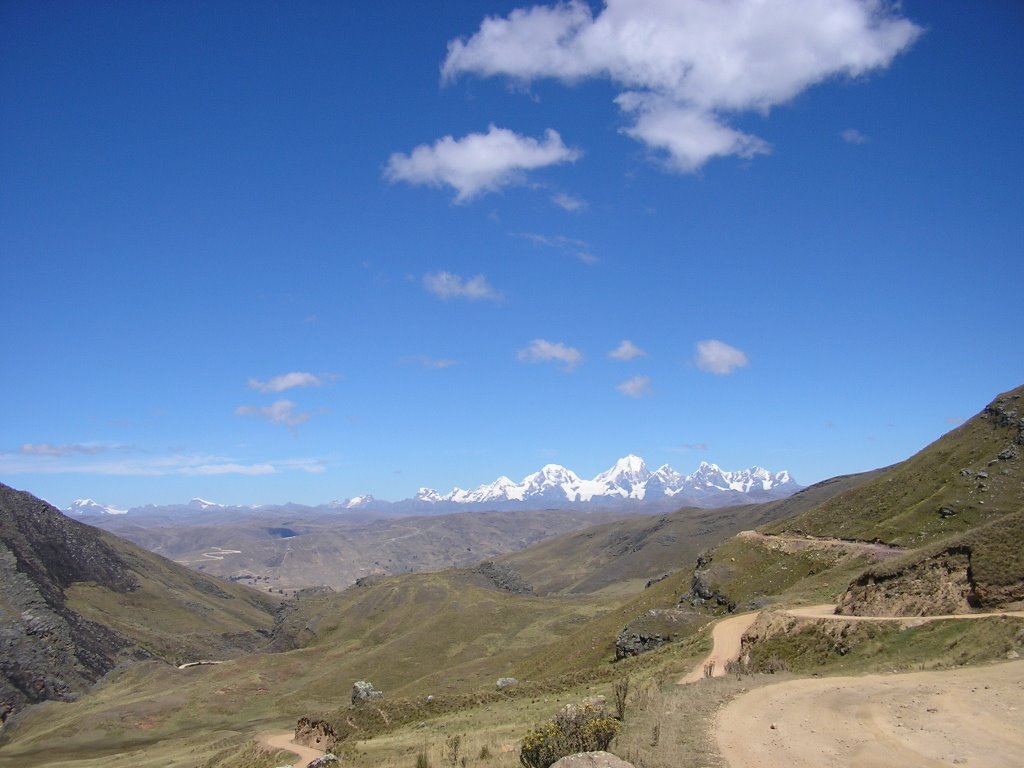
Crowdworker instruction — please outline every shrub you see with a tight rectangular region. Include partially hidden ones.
[415,751,430,768]
[612,677,630,720]
[444,734,462,766]
[519,703,620,768]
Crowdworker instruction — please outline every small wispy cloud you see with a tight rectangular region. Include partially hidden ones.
[608,340,646,361]
[402,355,459,369]
[680,442,708,451]
[235,399,311,427]
[551,192,587,212]
[694,339,749,375]
[617,375,651,398]
[423,271,503,302]
[0,451,325,477]
[517,339,583,372]
[20,442,111,457]
[518,232,597,265]
[183,462,276,476]
[945,416,964,425]
[385,125,581,202]
[248,371,336,393]
[841,128,869,145]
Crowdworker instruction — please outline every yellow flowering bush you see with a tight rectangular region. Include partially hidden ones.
[519,703,620,768]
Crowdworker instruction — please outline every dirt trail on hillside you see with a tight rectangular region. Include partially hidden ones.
[716,661,1024,767]
[786,603,1024,622]
[678,612,760,683]
[735,530,907,560]
[262,731,325,768]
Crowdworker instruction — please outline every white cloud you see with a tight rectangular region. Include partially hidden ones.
[248,371,335,393]
[841,127,869,144]
[608,339,647,361]
[552,192,587,211]
[617,375,652,398]
[694,339,749,375]
[517,339,583,371]
[235,399,311,427]
[423,271,503,301]
[443,0,920,172]
[385,124,581,202]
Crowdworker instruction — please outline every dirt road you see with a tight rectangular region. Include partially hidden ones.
[678,612,760,683]
[262,731,325,768]
[716,661,1024,767]
[679,604,1024,684]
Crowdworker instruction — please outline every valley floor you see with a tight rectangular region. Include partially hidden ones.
[715,661,1024,768]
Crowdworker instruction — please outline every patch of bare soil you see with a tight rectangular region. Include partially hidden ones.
[716,661,1024,768]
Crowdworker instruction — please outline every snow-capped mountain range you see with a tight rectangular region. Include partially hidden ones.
[62,456,798,517]
[402,455,795,510]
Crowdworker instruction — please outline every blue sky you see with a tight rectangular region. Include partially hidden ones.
[2,1,1021,508]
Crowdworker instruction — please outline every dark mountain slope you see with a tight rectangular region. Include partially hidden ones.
[0,484,277,721]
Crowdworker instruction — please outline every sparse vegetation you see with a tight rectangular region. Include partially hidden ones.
[612,677,630,720]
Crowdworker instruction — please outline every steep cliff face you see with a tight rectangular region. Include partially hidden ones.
[0,484,276,721]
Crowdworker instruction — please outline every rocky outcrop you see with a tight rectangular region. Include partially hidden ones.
[473,561,533,594]
[294,716,336,750]
[686,566,734,611]
[496,677,519,689]
[615,608,696,659]
[837,547,979,616]
[551,752,635,768]
[351,680,383,704]
[982,391,1024,445]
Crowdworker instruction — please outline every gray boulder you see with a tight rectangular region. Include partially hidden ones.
[307,755,340,768]
[351,680,383,704]
[496,677,519,689]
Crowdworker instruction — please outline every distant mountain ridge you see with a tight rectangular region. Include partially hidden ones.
[65,456,798,517]
[407,455,795,511]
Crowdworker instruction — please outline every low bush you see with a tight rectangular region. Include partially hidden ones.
[519,703,620,768]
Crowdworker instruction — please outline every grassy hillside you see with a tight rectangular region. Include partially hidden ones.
[766,384,1023,545]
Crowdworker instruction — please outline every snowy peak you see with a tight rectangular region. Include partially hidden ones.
[594,454,650,485]
[64,498,127,516]
[188,497,225,510]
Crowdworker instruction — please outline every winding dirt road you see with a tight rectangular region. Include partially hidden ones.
[677,603,1024,766]
[678,612,760,683]
[262,731,325,768]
